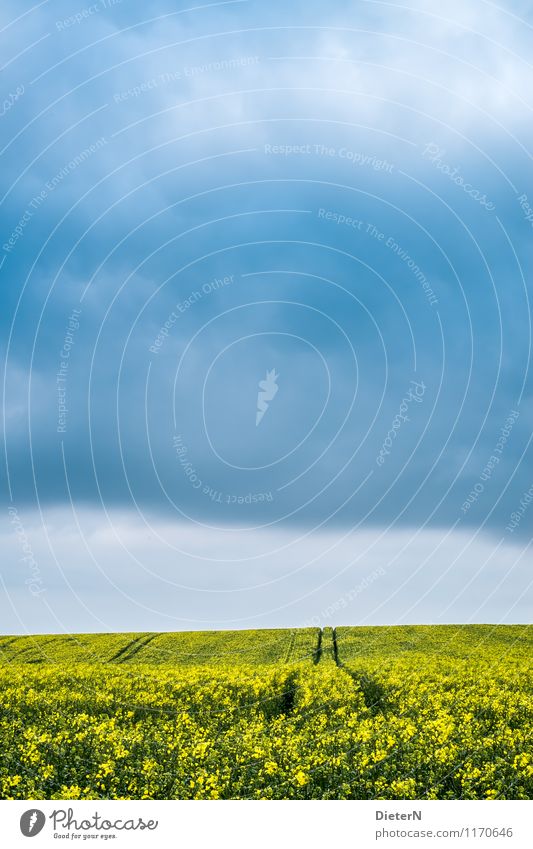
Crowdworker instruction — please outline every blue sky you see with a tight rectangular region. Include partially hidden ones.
[1,0,532,633]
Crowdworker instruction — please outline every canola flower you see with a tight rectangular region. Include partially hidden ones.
[0,625,530,800]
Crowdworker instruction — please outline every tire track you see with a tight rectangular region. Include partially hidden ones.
[109,633,157,663]
[313,628,323,664]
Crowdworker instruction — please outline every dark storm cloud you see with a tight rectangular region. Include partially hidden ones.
[1,0,532,539]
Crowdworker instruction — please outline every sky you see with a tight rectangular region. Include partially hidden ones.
[1,0,532,634]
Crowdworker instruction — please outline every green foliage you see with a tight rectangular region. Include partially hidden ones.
[0,626,531,799]
[0,628,318,667]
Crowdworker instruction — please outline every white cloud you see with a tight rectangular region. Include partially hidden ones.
[1,505,530,633]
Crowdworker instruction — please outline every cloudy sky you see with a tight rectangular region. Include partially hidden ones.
[1,0,532,634]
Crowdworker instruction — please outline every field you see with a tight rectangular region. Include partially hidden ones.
[0,625,531,800]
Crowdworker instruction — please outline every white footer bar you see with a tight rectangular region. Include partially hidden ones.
[1,799,531,848]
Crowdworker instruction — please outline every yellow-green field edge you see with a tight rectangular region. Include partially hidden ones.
[0,627,320,666]
[0,626,531,800]
[1,624,530,666]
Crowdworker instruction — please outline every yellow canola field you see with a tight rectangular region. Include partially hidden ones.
[0,625,531,800]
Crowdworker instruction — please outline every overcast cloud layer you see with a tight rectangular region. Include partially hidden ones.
[1,0,532,633]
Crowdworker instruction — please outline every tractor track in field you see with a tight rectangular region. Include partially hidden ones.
[283,630,297,664]
[313,628,323,664]
[110,634,157,663]
[313,628,341,666]
[332,627,340,666]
